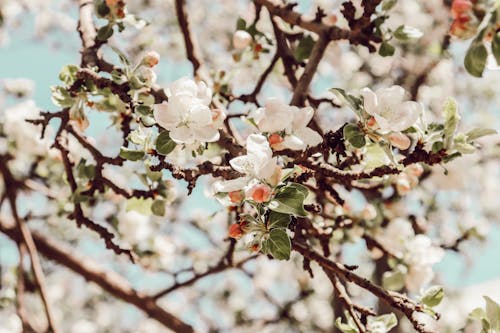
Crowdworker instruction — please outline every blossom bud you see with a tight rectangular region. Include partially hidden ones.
[396,174,411,196]
[451,0,472,18]
[211,108,226,128]
[405,163,424,177]
[250,243,261,252]
[268,133,284,148]
[388,132,411,150]
[246,183,272,203]
[233,30,252,50]
[143,51,160,67]
[105,0,119,6]
[228,224,243,239]
[228,190,244,204]
[361,204,377,221]
[366,116,378,129]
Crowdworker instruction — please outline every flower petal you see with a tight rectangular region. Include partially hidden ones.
[360,88,378,116]
[170,126,194,144]
[153,102,180,129]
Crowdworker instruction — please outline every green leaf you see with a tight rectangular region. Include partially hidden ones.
[135,105,152,116]
[262,229,291,260]
[368,313,398,333]
[151,199,166,217]
[335,317,359,333]
[484,296,500,331]
[267,211,291,229]
[492,31,500,66]
[469,307,488,321]
[421,286,444,307]
[464,42,488,77]
[96,1,111,17]
[343,124,366,148]
[466,128,498,141]
[155,131,177,155]
[119,147,144,161]
[111,46,130,66]
[393,25,423,41]
[330,88,363,112]
[97,24,114,41]
[379,42,395,57]
[294,35,315,62]
[236,17,246,31]
[269,184,308,217]
[51,86,74,107]
[59,65,79,85]
[443,98,460,149]
[382,268,406,291]
[126,197,153,215]
[382,0,398,11]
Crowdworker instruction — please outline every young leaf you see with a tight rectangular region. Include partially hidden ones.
[269,184,308,217]
[368,313,398,333]
[155,131,177,155]
[382,268,406,291]
[492,31,500,66]
[294,35,315,62]
[442,98,460,149]
[97,24,114,41]
[151,199,166,217]
[421,286,444,307]
[484,296,500,332]
[119,147,145,161]
[382,0,398,11]
[393,25,423,41]
[59,65,79,85]
[126,197,153,215]
[267,211,291,229]
[464,42,488,77]
[343,124,366,148]
[262,228,291,260]
[335,317,359,333]
[379,42,395,57]
[466,128,497,141]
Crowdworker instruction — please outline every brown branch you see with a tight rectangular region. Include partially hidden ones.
[175,0,202,76]
[293,241,435,333]
[0,158,60,333]
[0,218,195,333]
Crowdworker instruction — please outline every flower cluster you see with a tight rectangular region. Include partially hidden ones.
[449,0,479,39]
[249,98,323,151]
[153,77,226,147]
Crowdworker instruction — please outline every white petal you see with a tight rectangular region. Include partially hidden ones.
[169,77,198,97]
[230,155,254,175]
[192,126,220,142]
[294,127,323,147]
[246,134,272,160]
[376,85,406,106]
[196,81,212,105]
[213,177,248,193]
[291,106,314,131]
[360,88,378,116]
[170,127,194,144]
[389,101,421,132]
[189,103,212,127]
[153,102,179,129]
[282,135,307,150]
[257,157,278,180]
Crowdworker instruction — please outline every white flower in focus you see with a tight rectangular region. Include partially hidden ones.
[250,98,322,150]
[153,77,223,145]
[212,134,278,195]
[117,210,151,245]
[233,30,252,50]
[361,86,421,132]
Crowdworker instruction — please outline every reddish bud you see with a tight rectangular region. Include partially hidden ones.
[247,183,272,203]
[268,133,284,148]
[228,190,244,204]
[451,0,472,18]
[143,51,160,67]
[228,224,243,239]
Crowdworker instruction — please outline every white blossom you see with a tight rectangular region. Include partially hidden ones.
[250,98,322,150]
[361,86,421,132]
[117,210,152,245]
[153,77,224,146]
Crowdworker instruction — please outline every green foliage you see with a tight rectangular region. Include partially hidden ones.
[294,35,315,62]
[379,42,395,57]
[393,25,423,41]
[492,31,500,66]
[151,199,167,217]
[468,296,500,333]
[343,124,366,148]
[267,211,291,229]
[97,24,114,41]
[443,98,460,149]
[464,41,488,77]
[421,285,444,307]
[269,183,308,217]
[382,266,406,291]
[126,197,153,215]
[261,228,291,260]
[59,65,79,86]
[119,147,145,161]
[155,131,177,156]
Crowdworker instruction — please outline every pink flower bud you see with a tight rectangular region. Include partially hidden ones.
[143,51,160,67]
[396,174,411,196]
[268,133,284,148]
[405,163,424,177]
[366,116,378,129]
[228,224,243,239]
[228,190,244,204]
[233,30,252,50]
[246,183,272,203]
[388,132,411,150]
[211,108,226,128]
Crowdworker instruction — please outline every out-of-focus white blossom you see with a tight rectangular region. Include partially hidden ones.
[233,30,252,50]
